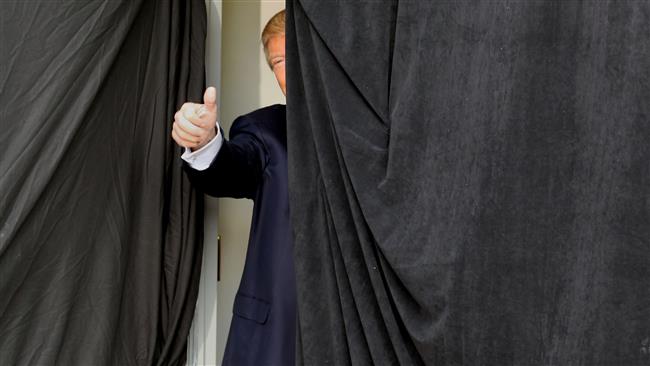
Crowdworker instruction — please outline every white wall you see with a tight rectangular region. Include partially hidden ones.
[187,1,222,365]
[189,1,286,365]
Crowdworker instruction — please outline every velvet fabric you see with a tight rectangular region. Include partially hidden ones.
[0,1,206,364]
[286,1,650,365]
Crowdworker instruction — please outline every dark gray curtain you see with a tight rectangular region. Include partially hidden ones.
[0,1,206,364]
[286,1,650,365]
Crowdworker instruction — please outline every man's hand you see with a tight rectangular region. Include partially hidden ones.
[172,87,218,151]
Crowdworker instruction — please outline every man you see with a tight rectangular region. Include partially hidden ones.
[170,10,294,366]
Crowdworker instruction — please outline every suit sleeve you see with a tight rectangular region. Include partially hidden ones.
[183,115,268,199]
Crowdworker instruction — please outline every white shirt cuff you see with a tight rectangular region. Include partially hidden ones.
[181,126,223,171]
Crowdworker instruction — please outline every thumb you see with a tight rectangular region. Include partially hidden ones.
[203,87,217,112]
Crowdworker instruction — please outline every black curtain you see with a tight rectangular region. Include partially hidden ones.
[287,1,650,365]
[0,1,205,364]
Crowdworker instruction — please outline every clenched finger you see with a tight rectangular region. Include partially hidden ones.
[172,129,199,149]
[180,102,200,115]
[173,123,201,145]
[185,109,216,130]
[175,115,204,136]
[182,104,201,120]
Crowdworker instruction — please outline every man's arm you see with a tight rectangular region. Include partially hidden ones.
[172,87,268,199]
[184,116,268,199]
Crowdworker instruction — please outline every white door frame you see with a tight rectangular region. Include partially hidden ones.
[186,1,222,365]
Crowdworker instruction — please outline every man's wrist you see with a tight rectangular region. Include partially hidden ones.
[191,128,218,152]
[181,128,223,171]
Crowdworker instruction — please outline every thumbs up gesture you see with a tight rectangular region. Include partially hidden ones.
[172,87,218,151]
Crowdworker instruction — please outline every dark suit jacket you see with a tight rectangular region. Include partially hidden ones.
[184,104,296,366]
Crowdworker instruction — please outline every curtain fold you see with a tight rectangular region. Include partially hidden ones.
[287,1,650,365]
[0,1,206,364]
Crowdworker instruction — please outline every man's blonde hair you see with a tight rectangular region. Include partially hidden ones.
[262,10,285,64]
